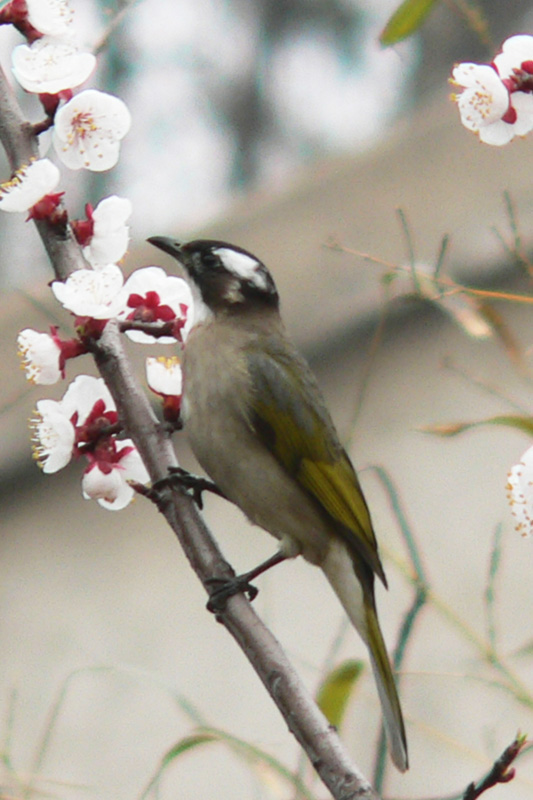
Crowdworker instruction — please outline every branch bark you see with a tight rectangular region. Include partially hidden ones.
[0,64,379,800]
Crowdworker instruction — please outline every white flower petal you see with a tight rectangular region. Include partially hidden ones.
[53,90,131,172]
[26,0,74,36]
[146,356,183,396]
[82,462,125,503]
[453,63,510,132]
[17,328,62,384]
[507,444,533,537]
[0,159,60,212]
[494,35,533,79]
[478,119,516,145]
[51,264,124,319]
[118,441,150,485]
[12,37,95,94]
[92,195,132,232]
[61,374,115,424]
[84,228,129,267]
[31,398,75,473]
[83,195,132,266]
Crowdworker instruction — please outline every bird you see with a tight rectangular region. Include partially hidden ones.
[147,235,408,772]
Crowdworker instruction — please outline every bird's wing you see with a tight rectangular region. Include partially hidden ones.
[246,340,386,585]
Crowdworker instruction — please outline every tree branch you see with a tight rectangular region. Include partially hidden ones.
[0,65,379,799]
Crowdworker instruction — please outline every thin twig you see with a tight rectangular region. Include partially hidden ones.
[461,734,527,800]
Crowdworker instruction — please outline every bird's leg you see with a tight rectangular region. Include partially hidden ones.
[206,551,287,613]
[152,466,227,509]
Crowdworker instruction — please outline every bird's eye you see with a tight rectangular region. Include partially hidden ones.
[202,253,219,269]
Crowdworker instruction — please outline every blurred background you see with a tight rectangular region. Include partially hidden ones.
[3,0,533,798]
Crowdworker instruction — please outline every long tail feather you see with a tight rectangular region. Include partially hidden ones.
[321,540,408,772]
[365,604,408,772]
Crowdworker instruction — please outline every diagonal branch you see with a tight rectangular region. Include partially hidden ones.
[0,64,378,800]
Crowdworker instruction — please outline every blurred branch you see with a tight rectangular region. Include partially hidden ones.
[0,64,378,800]
[441,358,531,415]
[93,0,137,56]
[485,524,502,652]
[491,191,533,276]
[448,0,493,49]
[345,281,391,448]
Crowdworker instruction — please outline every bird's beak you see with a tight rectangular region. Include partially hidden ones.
[147,236,182,259]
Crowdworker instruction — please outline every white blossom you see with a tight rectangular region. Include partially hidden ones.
[493,35,533,81]
[82,441,149,511]
[146,356,183,396]
[507,445,533,537]
[17,328,62,384]
[12,37,95,94]
[451,63,513,145]
[26,0,74,37]
[51,264,124,319]
[84,195,132,267]
[30,398,75,473]
[53,90,131,172]
[452,35,533,145]
[118,266,193,343]
[60,374,116,423]
[0,159,60,212]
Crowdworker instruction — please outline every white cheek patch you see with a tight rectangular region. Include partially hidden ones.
[213,247,268,291]
[189,279,214,328]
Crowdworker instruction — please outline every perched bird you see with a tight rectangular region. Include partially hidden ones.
[147,236,408,772]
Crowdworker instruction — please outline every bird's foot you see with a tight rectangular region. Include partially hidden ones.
[153,466,226,509]
[205,551,287,614]
[206,575,259,614]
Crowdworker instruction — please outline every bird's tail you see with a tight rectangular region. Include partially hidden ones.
[321,540,408,772]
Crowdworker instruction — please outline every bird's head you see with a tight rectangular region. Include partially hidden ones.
[147,237,279,320]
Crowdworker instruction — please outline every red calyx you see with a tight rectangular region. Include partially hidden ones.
[71,203,95,246]
[127,291,176,323]
[0,0,42,42]
[27,193,66,224]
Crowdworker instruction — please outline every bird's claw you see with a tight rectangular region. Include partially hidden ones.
[154,466,225,509]
[205,575,259,614]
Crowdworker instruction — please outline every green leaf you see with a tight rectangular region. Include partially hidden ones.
[161,733,217,766]
[141,727,317,800]
[380,0,439,46]
[316,660,364,730]
[421,415,533,438]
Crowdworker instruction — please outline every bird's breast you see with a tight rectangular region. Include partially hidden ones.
[180,322,333,564]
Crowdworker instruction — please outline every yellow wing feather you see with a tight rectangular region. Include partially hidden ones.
[246,340,386,584]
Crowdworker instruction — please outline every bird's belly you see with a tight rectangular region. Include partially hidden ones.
[183,394,332,565]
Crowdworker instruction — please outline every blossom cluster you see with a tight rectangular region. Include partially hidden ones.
[452,34,533,145]
[31,375,149,511]
[19,262,188,509]
[17,233,191,509]
[0,0,130,217]
[6,1,188,510]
